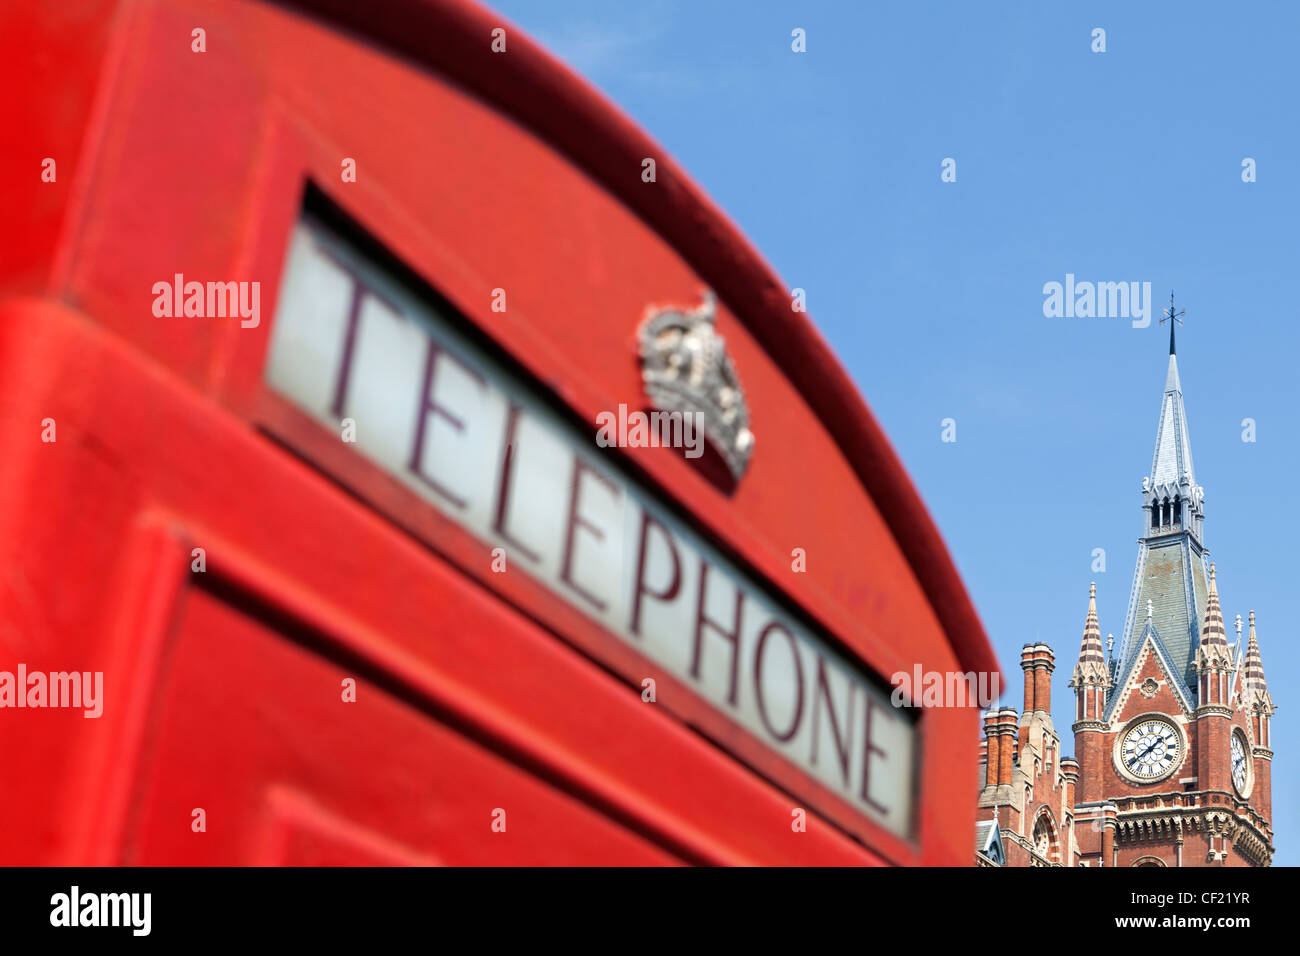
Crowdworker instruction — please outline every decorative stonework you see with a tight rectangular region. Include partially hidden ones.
[638,290,755,480]
[1193,704,1233,719]
[1111,808,1272,868]
[1107,640,1195,721]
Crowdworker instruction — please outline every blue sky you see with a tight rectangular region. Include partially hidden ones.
[487,0,1299,863]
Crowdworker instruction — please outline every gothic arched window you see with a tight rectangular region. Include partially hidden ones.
[1032,811,1060,864]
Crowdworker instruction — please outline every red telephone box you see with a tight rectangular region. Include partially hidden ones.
[0,0,998,865]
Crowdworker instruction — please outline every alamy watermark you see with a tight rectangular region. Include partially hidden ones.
[0,665,103,718]
[1043,274,1153,328]
[595,403,704,459]
[152,274,260,327]
[891,666,1001,708]
[50,886,150,936]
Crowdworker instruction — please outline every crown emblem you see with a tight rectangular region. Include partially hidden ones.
[637,290,754,480]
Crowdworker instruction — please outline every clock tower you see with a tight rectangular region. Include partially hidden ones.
[1068,310,1275,866]
[978,307,1276,866]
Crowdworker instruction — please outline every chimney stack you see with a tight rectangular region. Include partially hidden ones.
[1021,643,1055,714]
[1021,645,1036,713]
[997,708,1018,786]
[1034,645,1054,713]
[983,710,1001,789]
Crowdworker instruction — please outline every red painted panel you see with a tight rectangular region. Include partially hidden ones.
[0,301,890,865]
[125,586,680,866]
[0,0,117,295]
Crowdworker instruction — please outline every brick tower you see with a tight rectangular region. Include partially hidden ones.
[979,309,1275,866]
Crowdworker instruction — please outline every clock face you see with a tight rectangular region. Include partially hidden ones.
[1120,718,1181,781]
[1231,733,1249,795]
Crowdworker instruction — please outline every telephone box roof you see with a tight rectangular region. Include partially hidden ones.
[273,0,998,680]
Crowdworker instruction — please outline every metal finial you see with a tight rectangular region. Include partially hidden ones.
[1147,599,1153,621]
[1160,291,1185,355]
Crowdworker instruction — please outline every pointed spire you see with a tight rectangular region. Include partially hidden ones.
[1150,295,1195,488]
[1151,354,1194,485]
[1164,351,1182,393]
[1243,610,1268,693]
[1113,305,1207,713]
[1077,582,1105,666]
[1200,563,1228,649]
[1070,583,1112,708]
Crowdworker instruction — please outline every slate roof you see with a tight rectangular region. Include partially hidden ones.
[975,819,1005,865]
[1118,537,1208,697]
